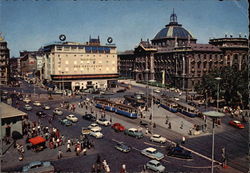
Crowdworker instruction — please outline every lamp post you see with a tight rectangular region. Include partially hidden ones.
[215,77,222,111]
[203,111,225,173]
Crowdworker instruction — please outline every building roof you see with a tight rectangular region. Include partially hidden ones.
[189,43,222,52]
[153,11,194,40]
[0,102,27,119]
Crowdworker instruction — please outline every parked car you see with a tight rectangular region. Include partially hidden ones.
[96,118,111,126]
[53,108,63,116]
[115,142,131,153]
[59,118,72,126]
[150,134,167,144]
[66,114,78,123]
[33,101,42,107]
[22,161,55,173]
[229,120,245,129]
[24,104,32,111]
[89,128,103,138]
[111,123,125,132]
[36,111,47,118]
[145,160,166,173]
[23,97,31,103]
[42,104,51,110]
[153,89,161,93]
[88,123,102,131]
[167,146,192,159]
[124,128,143,139]
[82,114,96,122]
[141,147,164,160]
[82,127,91,135]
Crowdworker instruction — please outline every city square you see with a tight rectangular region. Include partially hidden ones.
[0,0,249,173]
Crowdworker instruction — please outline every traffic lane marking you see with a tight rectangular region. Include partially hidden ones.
[162,159,169,163]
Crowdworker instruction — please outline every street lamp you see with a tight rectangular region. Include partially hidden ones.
[215,77,222,111]
[203,111,225,173]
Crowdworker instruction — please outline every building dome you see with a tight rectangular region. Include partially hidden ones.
[153,10,194,40]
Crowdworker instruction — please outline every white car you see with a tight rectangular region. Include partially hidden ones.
[53,108,63,116]
[66,114,78,122]
[24,104,32,111]
[23,97,31,103]
[150,134,167,143]
[90,128,103,138]
[96,118,111,126]
[43,104,51,110]
[33,101,41,106]
[174,97,180,101]
[88,123,102,131]
[154,89,161,93]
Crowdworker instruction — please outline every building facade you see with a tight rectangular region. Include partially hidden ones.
[118,12,248,90]
[20,51,37,77]
[0,35,10,86]
[42,37,119,90]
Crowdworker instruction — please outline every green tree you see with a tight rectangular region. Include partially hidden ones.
[195,66,248,108]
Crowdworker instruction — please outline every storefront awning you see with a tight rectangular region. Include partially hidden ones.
[29,136,46,145]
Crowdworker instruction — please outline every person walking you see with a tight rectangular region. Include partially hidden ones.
[58,149,63,159]
[181,136,186,145]
[66,143,71,152]
[180,121,184,129]
[168,122,172,129]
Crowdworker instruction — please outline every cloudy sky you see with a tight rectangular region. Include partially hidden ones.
[1,0,248,57]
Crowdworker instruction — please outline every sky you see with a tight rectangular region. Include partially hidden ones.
[0,0,248,57]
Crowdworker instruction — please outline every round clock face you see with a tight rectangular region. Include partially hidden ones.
[107,37,113,43]
[59,34,66,41]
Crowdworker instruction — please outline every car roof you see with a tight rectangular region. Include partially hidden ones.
[128,128,137,131]
[149,160,160,164]
[233,120,241,124]
[153,134,161,137]
[146,147,157,152]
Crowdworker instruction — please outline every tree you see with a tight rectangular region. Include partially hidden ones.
[195,66,248,108]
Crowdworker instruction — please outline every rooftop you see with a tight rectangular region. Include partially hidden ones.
[0,102,27,119]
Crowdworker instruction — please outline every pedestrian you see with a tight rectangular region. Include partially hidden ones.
[66,143,71,152]
[58,149,63,159]
[181,136,186,145]
[168,122,172,129]
[180,121,184,129]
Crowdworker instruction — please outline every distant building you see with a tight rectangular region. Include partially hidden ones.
[9,57,21,77]
[42,36,118,90]
[0,102,27,139]
[0,35,10,86]
[118,11,248,90]
[20,51,37,76]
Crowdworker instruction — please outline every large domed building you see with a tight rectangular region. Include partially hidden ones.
[151,10,197,47]
[118,11,248,91]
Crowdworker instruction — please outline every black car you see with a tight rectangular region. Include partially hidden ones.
[116,89,126,93]
[36,111,47,118]
[82,114,96,121]
[167,146,192,159]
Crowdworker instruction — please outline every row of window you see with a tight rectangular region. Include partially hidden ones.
[57,54,116,58]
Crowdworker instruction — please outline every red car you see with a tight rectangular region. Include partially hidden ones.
[229,120,245,129]
[111,123,125,132]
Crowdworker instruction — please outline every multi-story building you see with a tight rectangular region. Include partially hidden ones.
[20,51,37,77]
[118,11,248,90]
[0,35,10,86]
[42,37,118,90]
[9,57,21,77]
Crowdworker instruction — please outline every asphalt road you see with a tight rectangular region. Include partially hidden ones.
[1,79,248,172]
